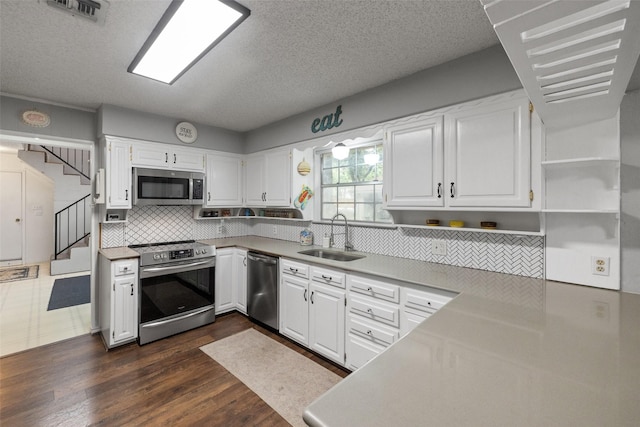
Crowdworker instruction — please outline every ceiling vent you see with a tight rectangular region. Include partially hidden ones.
[46,0,109,25]
[481,0,640,130]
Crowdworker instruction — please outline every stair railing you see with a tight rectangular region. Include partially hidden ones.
[55,194,91,259]
[34,144,91,181]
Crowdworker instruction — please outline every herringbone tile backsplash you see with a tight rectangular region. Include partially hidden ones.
[101,206,544,278]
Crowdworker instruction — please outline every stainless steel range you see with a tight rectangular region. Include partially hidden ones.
[130,240,216,345]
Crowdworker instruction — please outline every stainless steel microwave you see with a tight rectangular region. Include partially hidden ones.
[133,168,204,206]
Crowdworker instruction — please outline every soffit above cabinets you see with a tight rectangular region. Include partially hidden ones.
[481,0,640,130]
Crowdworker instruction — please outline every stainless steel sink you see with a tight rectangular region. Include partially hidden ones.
[298,249,365,262]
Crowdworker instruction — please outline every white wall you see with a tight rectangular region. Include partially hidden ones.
[0,151,54,264]
[621,90,640,294]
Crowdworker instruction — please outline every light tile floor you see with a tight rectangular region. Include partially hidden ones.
[0,263,91,357]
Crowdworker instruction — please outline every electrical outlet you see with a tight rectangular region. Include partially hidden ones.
[592,256,610,276]
[432,240,447,256]
[272,226,278,235]
[217,225,224,234]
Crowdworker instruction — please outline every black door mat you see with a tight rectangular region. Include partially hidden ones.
[47,275,90,310]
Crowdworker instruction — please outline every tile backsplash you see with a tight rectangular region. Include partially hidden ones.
[101,206,544,278]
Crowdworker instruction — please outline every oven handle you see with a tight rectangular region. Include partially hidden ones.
[141,306,215,328]
[140,259,215,276]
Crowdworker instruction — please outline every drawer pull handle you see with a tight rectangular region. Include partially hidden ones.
[366,330,372,335]
[304,289,307,302]
[322,275,332,281]
[367,308,373,313]
[290,267,298,273]
[310,291,315,304]
[367,287,372,292]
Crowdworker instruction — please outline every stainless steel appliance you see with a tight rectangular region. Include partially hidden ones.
[130,240,216,345]
[133,168,204,206]
[247,252,278,329]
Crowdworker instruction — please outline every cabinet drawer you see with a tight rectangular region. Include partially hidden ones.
[346,333,386,371]
[349,296,400,328]
[281,258,309,279]
[113,260,136,276]
[347,315,399,347]
[348,275,399,303]
[311,266,345,289]
[403,289,451,314]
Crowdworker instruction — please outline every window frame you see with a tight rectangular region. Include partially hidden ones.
[315,138,391,225]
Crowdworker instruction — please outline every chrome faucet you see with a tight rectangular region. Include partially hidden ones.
[330,213,354,251]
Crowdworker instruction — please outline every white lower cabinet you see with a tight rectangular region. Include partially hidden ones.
[346,274,400,370]
[215,247,247,314]
[99,255,138,349]
[400,286,456,336]
[234,249,247,314]
[279,259,346,364]
[215,248,235,314]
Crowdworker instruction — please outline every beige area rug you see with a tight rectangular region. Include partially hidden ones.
[0,265,39,283]
[200,329,342,427]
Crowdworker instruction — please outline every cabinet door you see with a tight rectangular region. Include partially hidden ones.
[112,276,136,344]
[106,140,132,209]
[309,282,345,364]
[384,116,444,207]
[280,274,309,346]
[215,248,235,314]
[234,249,247,314]
[131,144,169,168]
[446,98,531,207]
[206,153,243,207]
[172,148,205,172]
[264,150,291,206]
[245,154,265,206]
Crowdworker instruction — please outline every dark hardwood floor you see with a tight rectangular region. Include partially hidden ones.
[0,313,349,426]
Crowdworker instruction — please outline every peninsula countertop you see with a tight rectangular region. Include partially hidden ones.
[98,237,640,424]
[200,237,640,426]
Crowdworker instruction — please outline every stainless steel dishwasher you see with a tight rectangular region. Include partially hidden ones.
[247,252,279,329]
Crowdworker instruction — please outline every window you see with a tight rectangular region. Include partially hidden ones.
[320,142,391,223]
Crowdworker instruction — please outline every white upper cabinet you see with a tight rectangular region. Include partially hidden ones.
[383,92,533,210]
[446,96,531,207]
[132,141,205,172]
[105,138,132,209]
[384,115,444,207]
[205,152,243,207]
[245,148,291,207]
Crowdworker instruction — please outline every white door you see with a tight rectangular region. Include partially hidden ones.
[280,274,309,346]
[107,141,132,209]
[112,276,136,344]
[206,153,243,207]
[264,150,291,206]
[446,98,531,207]
[245,155,265,206]
[309,282,345,364]
[0,171,23,263]
[234,249,247,314]
[215,248,235,314]
[384,116,444,207]
[131,144,169,168]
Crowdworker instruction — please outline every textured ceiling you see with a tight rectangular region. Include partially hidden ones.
[0,0,501,132]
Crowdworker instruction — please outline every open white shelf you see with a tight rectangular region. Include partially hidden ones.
[542,209,619,214]
[397,224,544,236]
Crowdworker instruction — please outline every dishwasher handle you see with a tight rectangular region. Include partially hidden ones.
[247,252,278,265]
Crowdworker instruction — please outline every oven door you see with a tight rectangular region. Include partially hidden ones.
[138,257,215,344]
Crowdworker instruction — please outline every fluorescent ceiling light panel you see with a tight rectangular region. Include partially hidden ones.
[129,0,250,84]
